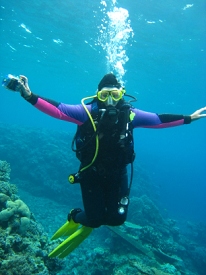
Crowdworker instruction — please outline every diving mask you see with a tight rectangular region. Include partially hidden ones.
[97,87,125,102]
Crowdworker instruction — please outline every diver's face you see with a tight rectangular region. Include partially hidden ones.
[104,95,118,106]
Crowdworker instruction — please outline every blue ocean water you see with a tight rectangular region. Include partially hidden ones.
[0,0,206,225]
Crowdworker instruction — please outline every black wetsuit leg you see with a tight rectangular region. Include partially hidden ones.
[74,167,128,228]
[104,167,128,226]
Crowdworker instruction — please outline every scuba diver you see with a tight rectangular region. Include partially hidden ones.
[3,73,206,258]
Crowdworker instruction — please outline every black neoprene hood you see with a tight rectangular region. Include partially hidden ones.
[98,73,121,91]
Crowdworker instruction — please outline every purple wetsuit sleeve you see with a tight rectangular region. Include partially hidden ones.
[27,93,91,125]
[132,108,191,128]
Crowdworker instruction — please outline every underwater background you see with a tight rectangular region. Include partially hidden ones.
[0,0,206,274]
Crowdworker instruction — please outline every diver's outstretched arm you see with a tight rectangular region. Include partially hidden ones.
[9,75,89,125]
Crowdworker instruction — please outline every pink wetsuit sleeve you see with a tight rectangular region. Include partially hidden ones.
[35,98,91,125]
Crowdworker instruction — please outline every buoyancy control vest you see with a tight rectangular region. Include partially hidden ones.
[72,99,135,170]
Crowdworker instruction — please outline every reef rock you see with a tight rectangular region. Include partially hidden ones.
[0,160,63,275]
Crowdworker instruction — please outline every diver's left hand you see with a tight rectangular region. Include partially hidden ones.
[16,75,32,100]
[190,107,206,120]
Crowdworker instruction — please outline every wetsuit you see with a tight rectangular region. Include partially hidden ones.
[26,93,191,228]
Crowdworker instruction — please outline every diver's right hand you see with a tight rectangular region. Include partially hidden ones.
[16,75,32,100]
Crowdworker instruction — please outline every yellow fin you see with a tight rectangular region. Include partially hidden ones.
[51,219,80,240]
[49,226,93,258]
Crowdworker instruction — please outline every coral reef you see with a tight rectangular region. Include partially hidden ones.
[0,160,63,275]
[128,195,165,226]
[0,160,11,182]
[0,124,78,205]
[108,195,206,275]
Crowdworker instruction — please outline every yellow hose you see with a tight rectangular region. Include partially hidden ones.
[79,95,99,172]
